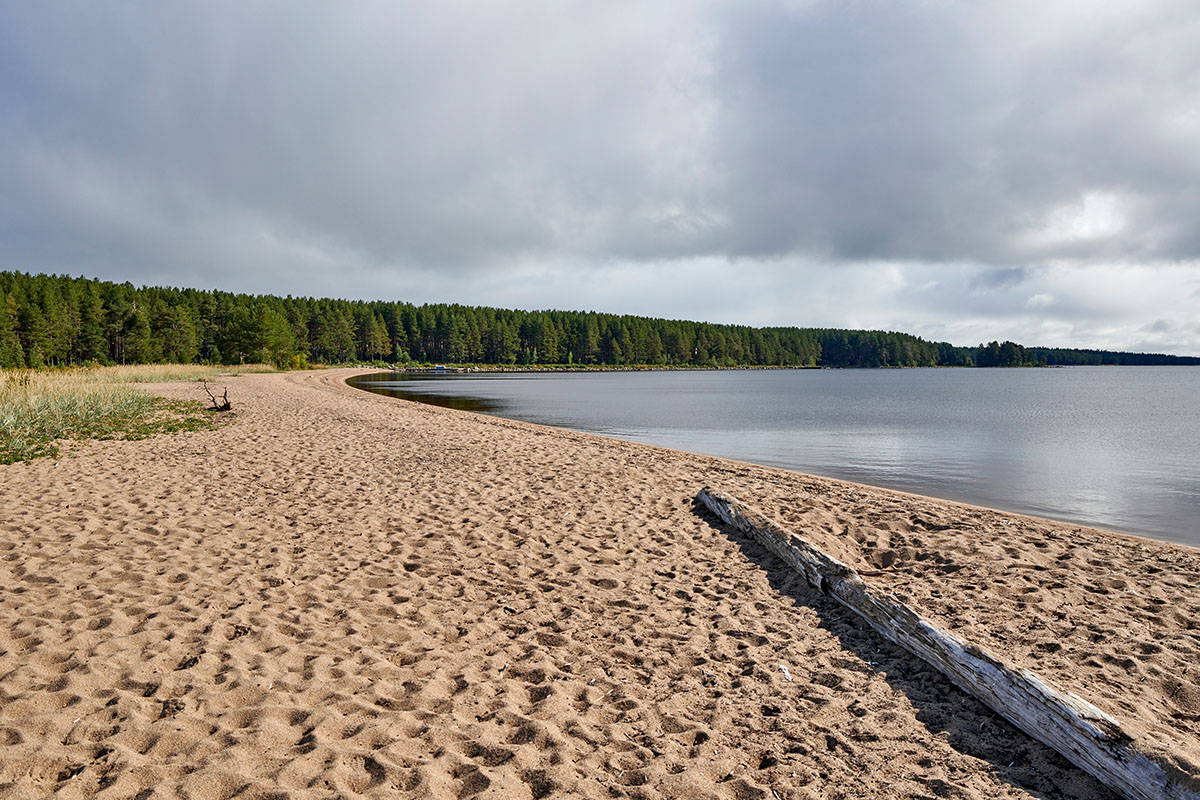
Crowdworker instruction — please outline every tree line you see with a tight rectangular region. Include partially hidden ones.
[2,271,1197,369]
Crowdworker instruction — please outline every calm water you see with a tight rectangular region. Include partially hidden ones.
[349,368,1200,547]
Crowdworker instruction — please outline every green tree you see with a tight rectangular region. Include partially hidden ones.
[532,314,559,363]
[484,320,518,363]
[229,303,297,365]
[368,314,392,361]
[312,308,356,363]
[75,283,107,362]
[40,285,72,365]
[976,341,1002,367]
[0,294,24,368]
[154,302,199,363]
[257,305,297,366]
[122,299,157,363]
[578,316,600,363]
[17,297,48,367]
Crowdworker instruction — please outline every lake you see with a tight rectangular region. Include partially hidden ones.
[348,368,1200,547]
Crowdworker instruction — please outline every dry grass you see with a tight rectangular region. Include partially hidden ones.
[93,363,277,383]
[0,364,268,463]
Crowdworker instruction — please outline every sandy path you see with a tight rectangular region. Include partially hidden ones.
[0,368,1196,799]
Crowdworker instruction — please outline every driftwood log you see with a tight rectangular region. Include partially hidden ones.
[203,382,232,412]
[696,488,1198,800]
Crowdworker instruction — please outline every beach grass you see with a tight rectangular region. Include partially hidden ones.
[89,363,279,383]
[0,364,273,463]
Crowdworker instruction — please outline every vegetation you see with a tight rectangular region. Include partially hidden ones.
[2,270,1197,370]
[83,363,277,382]
[0,364,257,463]
[1025,347,1199,366]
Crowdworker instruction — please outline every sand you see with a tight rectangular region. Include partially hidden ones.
[0,367,1197,799]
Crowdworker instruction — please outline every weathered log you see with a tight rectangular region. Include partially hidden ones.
[696,487,1198,800]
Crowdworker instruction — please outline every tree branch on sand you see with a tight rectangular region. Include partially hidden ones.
[203,382,232,412]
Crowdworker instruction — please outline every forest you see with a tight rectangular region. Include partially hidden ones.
[2,271,1197,369]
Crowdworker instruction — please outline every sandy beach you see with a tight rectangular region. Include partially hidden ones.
[1,368,1197,799]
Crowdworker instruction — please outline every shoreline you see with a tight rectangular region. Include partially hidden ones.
[359,363,1057,373]
[351,368,1198,550]
[1,368,1196,798]
[365,364,823,374]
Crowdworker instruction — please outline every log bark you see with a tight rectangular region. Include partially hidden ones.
[696,487,1198,800]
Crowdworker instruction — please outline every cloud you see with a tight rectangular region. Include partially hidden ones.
[713,0,1200,265]
[1,1,1198,354]
[1025,293,1057,309]
[971,268,1031,292]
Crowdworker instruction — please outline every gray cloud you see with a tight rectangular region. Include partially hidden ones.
[1,1,1197,353]
[714,0,1200,264]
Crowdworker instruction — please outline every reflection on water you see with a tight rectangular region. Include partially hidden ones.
[348,368,1200,547]
[351,381,502,413]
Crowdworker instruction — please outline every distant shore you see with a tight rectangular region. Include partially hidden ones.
[0,368,1195,798]
[365,362,1036,373]
[364,363,822,374]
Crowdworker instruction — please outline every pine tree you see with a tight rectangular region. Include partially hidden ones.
[17,298,48,367]
[40,285,70,365]
[155,302,199,363]
[370,315,392,361]
[533,315,559,363]
[463,314,481,362]
[580,317,600,363]
[122,299,157,363]
[0,294,24,368]
[313,308,356,363]
[256,304,297,366]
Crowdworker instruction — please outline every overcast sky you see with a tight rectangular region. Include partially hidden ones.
[2,1,1198,353]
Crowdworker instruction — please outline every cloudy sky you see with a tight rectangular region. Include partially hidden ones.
[2,1,1198,353]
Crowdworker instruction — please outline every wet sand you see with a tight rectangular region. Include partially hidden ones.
[1,368,1197,799]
